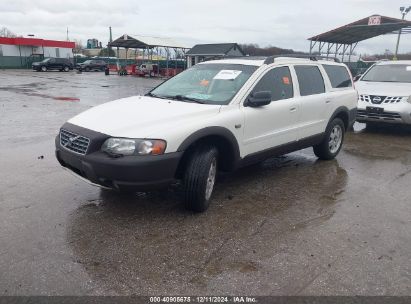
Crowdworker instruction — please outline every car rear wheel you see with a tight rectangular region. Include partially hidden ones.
[183,145,218,212]
[313,118,345,160]
[41,66,47,72]
[63,66,70,72]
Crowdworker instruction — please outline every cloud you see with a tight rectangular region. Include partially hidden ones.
[0,0,410,54]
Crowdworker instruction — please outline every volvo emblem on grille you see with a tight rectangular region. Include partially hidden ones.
[372,96,382,104]
[64,135,80,147]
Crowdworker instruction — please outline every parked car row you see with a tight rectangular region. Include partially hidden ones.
[32,58,108,72]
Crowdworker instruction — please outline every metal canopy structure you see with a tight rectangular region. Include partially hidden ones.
[109,34,188,49]
[108,34,190,76]
[308,15,411,62]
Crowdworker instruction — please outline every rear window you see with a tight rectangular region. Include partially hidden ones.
[323,65,352,88]
[294,65,325,96]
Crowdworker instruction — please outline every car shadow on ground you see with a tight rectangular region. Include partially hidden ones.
[66,153,348,294]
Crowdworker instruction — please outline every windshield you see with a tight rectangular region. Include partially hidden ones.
[82,60,91,64]
[41,58,51,63]
[149,63,257,105]
[362,64,411,83]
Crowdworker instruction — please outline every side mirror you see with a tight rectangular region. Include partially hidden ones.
[354,74,362,82]
[245,91,272,107]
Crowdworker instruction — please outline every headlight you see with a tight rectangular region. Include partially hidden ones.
[101,138,166,156]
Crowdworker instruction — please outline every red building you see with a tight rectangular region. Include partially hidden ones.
[0,37,75,68]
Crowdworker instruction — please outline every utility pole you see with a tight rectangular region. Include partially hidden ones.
[108,26,113,57]
[66,27,69,41]
[394,6,411,60]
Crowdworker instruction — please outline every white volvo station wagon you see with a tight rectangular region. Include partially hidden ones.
[56,56,357,212]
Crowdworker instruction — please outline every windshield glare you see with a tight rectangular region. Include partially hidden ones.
[362,64,411,83]
[149,63,257,105]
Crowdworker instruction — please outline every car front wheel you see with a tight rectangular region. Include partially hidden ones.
[63,66,70,72]
[313,118,345,160]
[41,66,47,72]
[183,145,218,212]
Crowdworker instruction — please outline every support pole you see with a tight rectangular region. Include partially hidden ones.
[394,11,407,60]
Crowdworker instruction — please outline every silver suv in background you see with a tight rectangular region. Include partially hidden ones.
[356,61,411,125]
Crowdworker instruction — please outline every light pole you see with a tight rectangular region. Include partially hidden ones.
[394,6,411,60]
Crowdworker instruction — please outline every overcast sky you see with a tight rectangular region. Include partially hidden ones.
[1,0,410,55]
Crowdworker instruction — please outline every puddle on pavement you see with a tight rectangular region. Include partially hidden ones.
[66,153,348,294]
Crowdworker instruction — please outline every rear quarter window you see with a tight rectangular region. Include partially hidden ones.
[294,65,325,96]
[323,65,352,88]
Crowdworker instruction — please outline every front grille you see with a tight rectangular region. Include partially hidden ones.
[60,129,90,155]
[359,94,404,104]
[357,109,402,121]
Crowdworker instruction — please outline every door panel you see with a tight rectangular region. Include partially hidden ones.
[293,65,328,139]
[242,66,299,156]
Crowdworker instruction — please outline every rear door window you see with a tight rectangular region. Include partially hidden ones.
[294,65,325,96]
[323,65,352,88]
[252,66,294,101]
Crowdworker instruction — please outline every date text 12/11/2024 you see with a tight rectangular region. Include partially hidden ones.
[149,296,257,303]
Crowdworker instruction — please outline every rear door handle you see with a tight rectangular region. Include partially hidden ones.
[290,106,297,112]
[326,99,332,104]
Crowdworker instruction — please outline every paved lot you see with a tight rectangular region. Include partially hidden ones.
[0,70,410,296]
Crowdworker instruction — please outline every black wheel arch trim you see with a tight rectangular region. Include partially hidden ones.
[177,126,241,170]
[329,106,354,129]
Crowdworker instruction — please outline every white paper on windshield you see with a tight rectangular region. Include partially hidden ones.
[406,66,411,71]
[213,70,242,80]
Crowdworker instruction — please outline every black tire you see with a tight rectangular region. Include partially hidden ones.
[85,67,90,72]
[183,145,218,212]
[41,66,47,72]
[313,118,345,160]
[63,66,70,72]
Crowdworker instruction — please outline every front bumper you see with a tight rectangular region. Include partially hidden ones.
[55,123,182,191]
[356,99,411,125]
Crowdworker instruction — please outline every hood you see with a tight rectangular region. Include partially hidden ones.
[68,96,221,138]
[32,62,40,66]
[356,81,411,97]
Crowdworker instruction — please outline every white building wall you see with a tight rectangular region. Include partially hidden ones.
[1,44,20,56]
[0,44,73,58]
[43,47,73,58]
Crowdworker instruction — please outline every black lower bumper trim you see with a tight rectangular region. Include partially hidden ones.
[55,128,183,191]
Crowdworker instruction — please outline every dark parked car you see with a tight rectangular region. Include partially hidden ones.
[32,58,73,72]
[76,60,107,72]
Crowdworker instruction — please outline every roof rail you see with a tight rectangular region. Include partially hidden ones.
[264,54,341,64]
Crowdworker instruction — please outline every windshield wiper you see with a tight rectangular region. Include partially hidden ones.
[174,95,205,104]
[146,92,171,100]
[147,93,205,103]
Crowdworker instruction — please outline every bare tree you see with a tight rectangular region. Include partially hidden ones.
[73,39,84,54]
[0,27,17,37]
[239,43,303,56]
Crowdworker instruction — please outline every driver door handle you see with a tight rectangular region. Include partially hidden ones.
[290,106,297,112]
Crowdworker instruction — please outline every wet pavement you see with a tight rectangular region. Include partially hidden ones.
[0,70,410,296]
